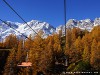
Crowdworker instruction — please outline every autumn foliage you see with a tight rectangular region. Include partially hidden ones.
[0,26,100,75]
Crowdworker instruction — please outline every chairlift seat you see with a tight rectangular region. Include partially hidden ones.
[17,62,32,67]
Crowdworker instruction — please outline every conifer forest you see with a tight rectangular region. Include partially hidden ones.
[0,26,100,75]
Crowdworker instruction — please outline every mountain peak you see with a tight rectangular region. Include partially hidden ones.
[0,18,100,40]
[0,20,56,40]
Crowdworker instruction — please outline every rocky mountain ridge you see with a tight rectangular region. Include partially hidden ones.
[0,18,100,40]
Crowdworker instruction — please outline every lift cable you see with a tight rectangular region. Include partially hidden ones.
[64,0,67,49]
[2,0,41,39]
[0,18,34,42]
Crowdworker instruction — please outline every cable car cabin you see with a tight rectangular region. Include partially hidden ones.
[17,51,32,67]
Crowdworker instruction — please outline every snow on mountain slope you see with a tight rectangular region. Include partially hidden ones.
[94,18,100,26]
[0,20,55,40]
[56,18,100,33]
[17,20,55,38]
[0,21,21,39]
[0,18,100,40]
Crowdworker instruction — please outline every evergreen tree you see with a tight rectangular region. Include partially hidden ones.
[4,34,18,48]
[3,48,17,75]
[53,34,62,53]
[25,35,33,50]
[74,36,83,61]
[90,39,100,70]
[82,45,90,63]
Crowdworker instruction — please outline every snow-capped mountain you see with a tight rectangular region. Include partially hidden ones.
[0,18,100,40]
[16,20,55,38]
[0,20,55,40]
[56,18,100,33]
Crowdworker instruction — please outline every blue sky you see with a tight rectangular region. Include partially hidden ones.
[0,0,100,27]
